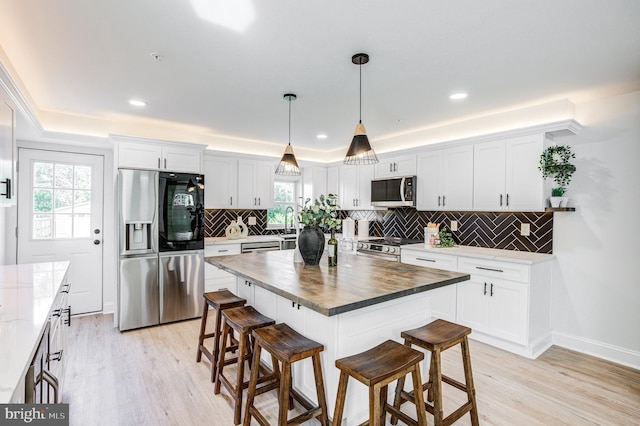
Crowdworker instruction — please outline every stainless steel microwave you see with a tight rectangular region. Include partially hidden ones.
[371,176,416,207]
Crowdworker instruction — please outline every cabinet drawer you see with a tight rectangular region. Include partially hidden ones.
[401,249,457,272]
[205,244,241,257]
[458,257,529,283]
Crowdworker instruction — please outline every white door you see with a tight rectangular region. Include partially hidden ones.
[18,148,104,314]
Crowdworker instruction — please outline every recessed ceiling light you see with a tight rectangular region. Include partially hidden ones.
[316,133,328,139]
[449,92,468,100]
[129,99,147,107]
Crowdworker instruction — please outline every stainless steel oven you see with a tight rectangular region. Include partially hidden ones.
[356,237,423,262]
[241,241,281,253]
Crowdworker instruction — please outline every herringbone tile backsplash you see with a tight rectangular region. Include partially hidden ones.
[205,208,553,253]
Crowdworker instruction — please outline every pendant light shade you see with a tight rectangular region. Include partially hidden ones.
[275,93,301,176]
[344,53,378,165]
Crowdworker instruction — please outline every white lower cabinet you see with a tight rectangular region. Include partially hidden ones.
[204,244,240,293]
[401,249,458,322]
[402,247,553,359]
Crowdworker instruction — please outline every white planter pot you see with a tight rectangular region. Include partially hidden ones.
[560,197,570,208]
[549,197,562,208]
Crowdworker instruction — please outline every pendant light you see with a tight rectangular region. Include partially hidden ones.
[275,93,301,176]
[344,53,378,165]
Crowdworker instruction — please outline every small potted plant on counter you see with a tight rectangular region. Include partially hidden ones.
[539,144,576,208]
[297,194,341,266]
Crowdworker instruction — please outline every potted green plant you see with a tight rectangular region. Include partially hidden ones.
[539,145,576,208]
[297,194,341,265]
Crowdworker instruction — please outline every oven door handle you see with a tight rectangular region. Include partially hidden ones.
[400,177,406,204]
[356,251,399,262]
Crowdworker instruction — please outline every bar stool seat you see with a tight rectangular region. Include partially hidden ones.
[333,340,428,426]
[392,319,480,426]
[215,305,277,425]
[243,323,329,426]
[196,289,246,382]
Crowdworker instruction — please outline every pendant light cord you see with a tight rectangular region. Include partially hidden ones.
[288,96,292,146]
[359,61,362,123]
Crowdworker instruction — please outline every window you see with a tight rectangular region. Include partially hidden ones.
[32,161,92,239]
[267,181,296,229]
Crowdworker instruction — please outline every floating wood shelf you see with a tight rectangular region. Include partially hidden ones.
[545,207,576,212]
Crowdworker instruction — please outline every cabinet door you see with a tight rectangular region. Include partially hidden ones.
[357,164,374,209]
[162,146,202,173]
[339,166,358,209]
[0,94,16,205]
[204,156,238,208]
[394,154,417,176]
[416,151,442,210]
[374,159,396,179]
[118,141,163,170]
[473,140,506,210]
[505,135,545,211]
[456,279,486,332]
[441,146,473,210]
[236,278,254,304]
[302,166,328,203]
[237,161,257,208]
[486,279,528,344]
[327,166,340,199]
[254,161,275,209]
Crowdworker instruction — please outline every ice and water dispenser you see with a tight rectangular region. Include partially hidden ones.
[124,221,153,253]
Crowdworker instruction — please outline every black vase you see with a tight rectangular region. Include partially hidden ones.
[298,226,325,266]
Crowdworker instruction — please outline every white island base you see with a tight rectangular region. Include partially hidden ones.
[238,278,434,424]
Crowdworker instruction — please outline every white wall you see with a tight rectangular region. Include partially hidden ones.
[551,90,640,368]
[0,205,17,265]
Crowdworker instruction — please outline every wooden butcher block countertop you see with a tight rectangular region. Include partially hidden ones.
[206,250,469,316]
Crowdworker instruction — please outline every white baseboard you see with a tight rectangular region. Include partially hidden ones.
[552,331,640,370]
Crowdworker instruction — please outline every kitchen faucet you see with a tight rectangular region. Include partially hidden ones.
[284,206,294,234]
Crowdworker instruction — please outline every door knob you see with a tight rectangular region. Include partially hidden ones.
[93,240,101,245]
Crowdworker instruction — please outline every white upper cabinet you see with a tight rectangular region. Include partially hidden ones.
[0,89,16,206]
[237,159,275,209]
[374,154,416,178]
[204,156,238,209]
[302,166,327,203]
[326,165,340,199]
[473,134,546,211]
[417,145,473,211]
[117,140,204,173]
[339,164,374,209]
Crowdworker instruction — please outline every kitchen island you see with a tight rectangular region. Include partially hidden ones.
[206,250,469,423]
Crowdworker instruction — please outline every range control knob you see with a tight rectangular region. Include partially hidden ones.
[388,247,396,254]
[357,243,363,249]
[383,246,390,252]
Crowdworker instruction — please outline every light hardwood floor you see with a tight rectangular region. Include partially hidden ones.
[63,314,640,425]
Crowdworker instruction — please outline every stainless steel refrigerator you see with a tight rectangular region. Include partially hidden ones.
[118,169,204,331]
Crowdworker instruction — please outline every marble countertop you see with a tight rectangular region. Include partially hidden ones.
[206,250,469,316]
[400,244,555,264]
[0,261,70,403]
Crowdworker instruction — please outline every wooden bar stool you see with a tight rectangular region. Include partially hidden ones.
[243,323,329,426]
[333,340,428,426]
[196,289,246,382]
[392,319,479,426]
[215,305,277,425]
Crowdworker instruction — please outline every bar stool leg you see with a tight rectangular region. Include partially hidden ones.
[243,340,262,426]
[461,337,480,426]
[196,300,208,362]
[312,354,329,426]
[214,319,230,395]
[431,349,444,425]
[332,371,349,426]
[277,362,292,425]
[232,331,249,425]
[210,309,224,382]
[411,363,428,426]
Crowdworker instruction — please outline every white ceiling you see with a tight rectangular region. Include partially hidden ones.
[1,0,639,162]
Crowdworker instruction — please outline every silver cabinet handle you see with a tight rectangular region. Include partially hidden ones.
[490,283,494,296]
[158,158,161,168]
[258,197,261,206]
[230,196,233,206]
[483,282,487,295]
[416,258,436,262]
[506,193,510,206]
[476,266,504,273]
[500,194,503,206]
[442,195,446,207]
[1,178,11,199]
[164,158,167,169]
[389,163,393,172]
[438,196,441,207]
[64,306,71,326]
[49,349,63,362]
[254,197,257,206]
[219,249,228,253]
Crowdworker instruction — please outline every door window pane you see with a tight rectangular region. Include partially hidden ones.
[31,162,93,239]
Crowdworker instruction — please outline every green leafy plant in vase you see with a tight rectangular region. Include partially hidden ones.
[539,145,576,208]
[297,194,341,266]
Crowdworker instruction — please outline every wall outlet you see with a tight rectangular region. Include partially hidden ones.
[520,223,531,236]
[248,216,256,225]
[450,220,458,231]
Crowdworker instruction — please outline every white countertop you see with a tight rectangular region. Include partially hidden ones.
[400,244,555,264]
[0,261,70,403]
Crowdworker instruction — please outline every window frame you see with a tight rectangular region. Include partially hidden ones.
[267,178,300,230]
